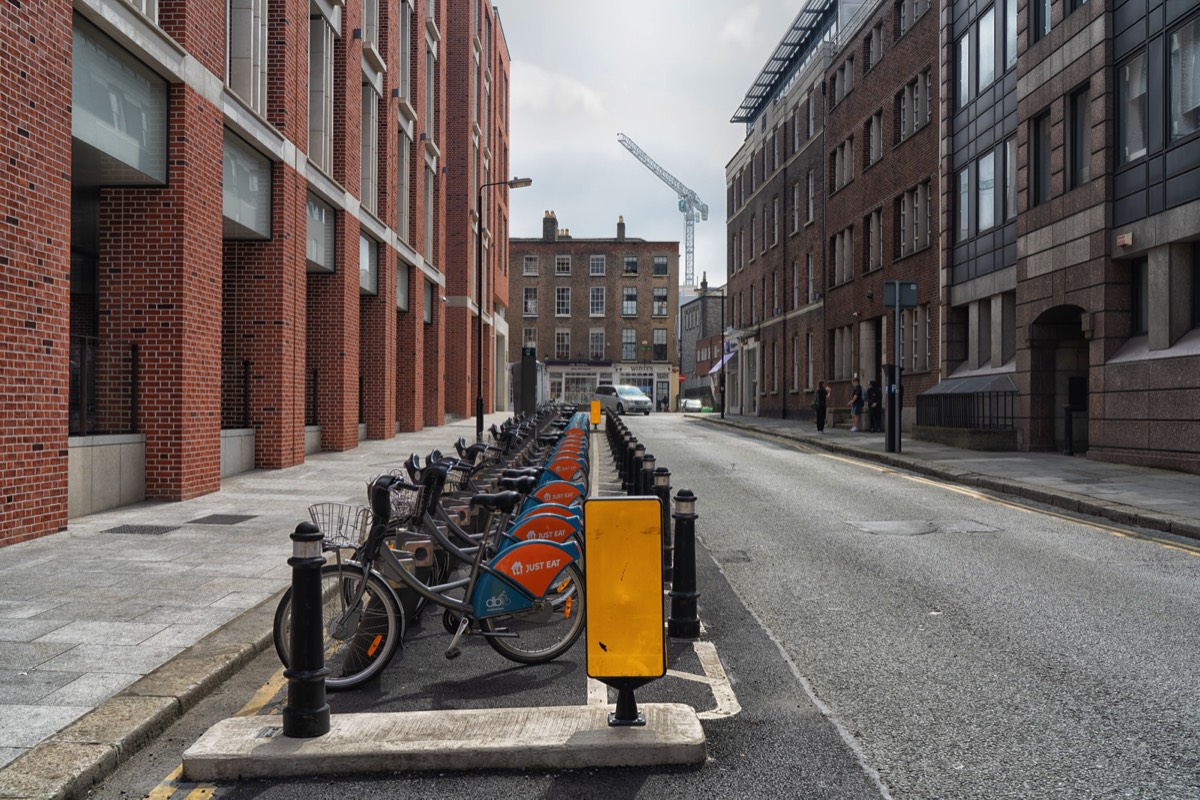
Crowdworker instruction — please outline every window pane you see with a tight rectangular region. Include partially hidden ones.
[1119,52,1148,163]
[1005,137,1018,219]
[978,152,995,230]
[1169,19,1200,142]
[958,168,970,240]
[957,34,972,109]
[1006,0,1017,68]
[979,7,996,89]
[1034,112,1051,205]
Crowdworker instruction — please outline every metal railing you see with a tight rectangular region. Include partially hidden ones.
[916,391,1016,430]
[70,336,139,436]
[306,369,319,427]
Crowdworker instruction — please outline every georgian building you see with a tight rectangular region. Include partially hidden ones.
[508,214,680,407]
[0,0,512,544]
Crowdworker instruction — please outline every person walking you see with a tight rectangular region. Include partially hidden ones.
[866,379,882,432]
[849,374,864,432]
[813,380,829,433]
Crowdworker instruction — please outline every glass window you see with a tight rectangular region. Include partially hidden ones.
[589,330,605,360]
[555,287,570,316]
[1069,85,1091,188]
[523,287,537,316]
[1033,0,1050,42]
[523,255,538,275]
[653,256,669,276]
[978,151,995,231]
[590,255,605,275]
[979,7,996,90]
[1006,0,1018,68]
[227,0,268,113]
[1119,52,1148,163]
[424,280,434,324]
[359,234,378,295]
[555,330,569,360]
[1169,18,1200,142]
[555,255,571,275]
[957,33,972,109]
[306,193,335,272]
[653,329,668,361]
[1005,136,1018,219]
[622,287,637,316]
[1033,111,1052,206]
[590,286,605,316]
[958,167,970,241]
[621,329,636,361]
[653,287,668,316]
[396,258,409,311]
[360,84,379,214]
[623,256,638,274]
[308,16,335,172]
[222,130,271,239]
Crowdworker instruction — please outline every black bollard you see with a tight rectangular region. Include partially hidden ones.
[1063,406,1075,456]
[667,489,700,639]
[654,467,673,585]
[630,453,645,497]
[640,453,656,497]
[283,521,331,738]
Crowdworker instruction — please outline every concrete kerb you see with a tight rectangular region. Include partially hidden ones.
[0,589,283,800]
[693,415,1200,542]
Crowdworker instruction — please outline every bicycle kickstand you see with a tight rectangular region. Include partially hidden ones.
[445,615,471,660]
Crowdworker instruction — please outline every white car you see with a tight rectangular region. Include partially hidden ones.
[593,384,653,415]
[680,398,702,412]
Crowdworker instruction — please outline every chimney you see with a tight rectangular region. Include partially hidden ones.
[616,215,625,241]
[700,272,708,295]
[542,210,558,242]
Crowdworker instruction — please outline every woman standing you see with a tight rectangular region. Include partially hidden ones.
[849,375,864,432]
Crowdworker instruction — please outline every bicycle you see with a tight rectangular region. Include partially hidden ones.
[273,472,585,690]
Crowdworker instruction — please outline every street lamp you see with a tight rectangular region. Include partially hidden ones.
[476,176,532,442]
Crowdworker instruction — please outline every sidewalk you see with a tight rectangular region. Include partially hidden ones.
[3,410,1199,798]
[691,412,1200,541]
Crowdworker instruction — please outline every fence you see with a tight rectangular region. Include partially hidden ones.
[916,391,1016,430]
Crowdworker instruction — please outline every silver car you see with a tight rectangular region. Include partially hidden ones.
[593,384,653,415]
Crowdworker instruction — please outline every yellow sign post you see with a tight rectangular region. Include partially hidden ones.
[589,400,601,427]
[584,496,665,726]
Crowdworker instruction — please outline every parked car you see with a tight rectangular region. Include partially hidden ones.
[680,398,702,412]
[593,384,653,415]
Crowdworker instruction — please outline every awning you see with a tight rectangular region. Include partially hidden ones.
[920,372,1017,395]
[708,352,736,375]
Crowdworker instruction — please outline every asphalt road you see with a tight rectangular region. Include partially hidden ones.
[91,415,1200,799]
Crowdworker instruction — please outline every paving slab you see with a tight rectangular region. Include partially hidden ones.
[182,703,706,781]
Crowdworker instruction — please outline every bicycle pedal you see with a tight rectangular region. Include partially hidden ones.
[444,646,461,660]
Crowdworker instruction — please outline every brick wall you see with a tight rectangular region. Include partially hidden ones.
[0,2,72,544]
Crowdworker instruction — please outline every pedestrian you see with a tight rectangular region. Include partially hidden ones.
[849,374,863,432]
[813,380,829,433]
[866,379,882,432]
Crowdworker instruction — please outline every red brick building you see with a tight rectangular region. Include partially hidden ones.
[0,0,511,545]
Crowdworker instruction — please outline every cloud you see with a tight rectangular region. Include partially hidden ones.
[718,4,762,48]
[511,61,607,119]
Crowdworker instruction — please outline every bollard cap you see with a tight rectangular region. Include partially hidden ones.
[291,520,322,541]
[654,468,671,488]
[633,443,645,456]
[674,488,696,516]
[642,453,655,471]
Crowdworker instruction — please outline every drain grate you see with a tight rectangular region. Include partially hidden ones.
[188,514,258,525]
[102,524,179,536]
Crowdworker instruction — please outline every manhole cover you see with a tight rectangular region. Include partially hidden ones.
[938,520,999,533]
[102,525,179,535]
[188,514,258,525]
[847,521,936,536]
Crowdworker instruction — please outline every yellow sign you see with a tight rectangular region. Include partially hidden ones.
[584,497,665,680]
[589,400,601,426]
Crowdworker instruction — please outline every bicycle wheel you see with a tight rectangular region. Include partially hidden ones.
[272,563,404,690]
[481,561,586,664]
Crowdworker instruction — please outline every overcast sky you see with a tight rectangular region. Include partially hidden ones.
[496,1,806,289]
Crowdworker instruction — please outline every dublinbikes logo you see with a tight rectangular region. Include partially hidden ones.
[485,590,511,610]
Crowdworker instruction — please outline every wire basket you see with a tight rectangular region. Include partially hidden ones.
[388,480,425,525]
[307,503,372,550]
[444,462,471,493]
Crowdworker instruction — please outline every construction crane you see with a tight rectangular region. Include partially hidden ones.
[617,133,708,288]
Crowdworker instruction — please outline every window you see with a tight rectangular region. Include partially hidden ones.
[979,7,996,90]
[523,255,539,275]
[806,331,814,388]
[897,0,928,37]
[1192,246,1200,329]
[1005,0,1017,69]
[832,137,854,190]
[978,151,996,230]
[623,256,638,275]
[590,255,606,275]
[1119,52,1148,163]
[1169,18,1200,142]
[831,226,854,285]
[957,167,971,241]
[1131,258,1148,335]
[398,130,411,240]
[793,106,802,151]
[807,170,815,221]
[1005,136,1018,219]
[308,15,335,172]
[833,57,855,104]
[833,324,853,380]
[622,287,637,316]
[555,254,571,275]
[1032,111,1052,206]
[772,197,780,245]
[589,329,605,360]
[424,280,434,324]
[653,256,669,276]
[1032,0,1050,42]
[359,234,378,295]
[750,215,756,256]
[653,287,668,316]
[223,130,271,239]
[621,329,636,361]
[590,286,605,316]
[424,165,435,262]
[807,91,816,137]
[1069,85,1091,188]
[396,257,409,311]
[523,287,537,316]
[899,182,931,254]
[867,111,882,165]
[653,329,667,361]
[792,182,801,232]
[899,70,931,140]
[361,84,379,214]
[806,253,815,303]
[866,209,883,271]
[901,305,931,371]
[866,23,882,70]
[306,193,334,272]
[555,330,570,360]
[555,287,570,316]
[523,327,536,350]
[957,33,973,109]
[227,0,267,113]
[398,0,413,101]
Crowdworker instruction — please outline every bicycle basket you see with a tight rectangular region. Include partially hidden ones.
[388,480,425,525]
[307,503,371,550]
[444,462,471,493]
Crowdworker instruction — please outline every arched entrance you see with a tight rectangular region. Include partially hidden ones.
[1026,305,1088,453]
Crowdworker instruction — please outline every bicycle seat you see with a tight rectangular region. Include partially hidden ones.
[501,466,543,479]
[497,475,537,494]
[468,491,520,513]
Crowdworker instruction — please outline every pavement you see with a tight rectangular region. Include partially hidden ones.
[1,410,1198,799]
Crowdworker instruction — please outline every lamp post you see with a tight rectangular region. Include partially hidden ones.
[720,290,726,420]
[476,176,532,442]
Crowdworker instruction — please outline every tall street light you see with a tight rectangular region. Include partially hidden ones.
[477,176,532,442]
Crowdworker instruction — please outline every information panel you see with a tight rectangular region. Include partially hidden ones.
[584,497,665,680]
